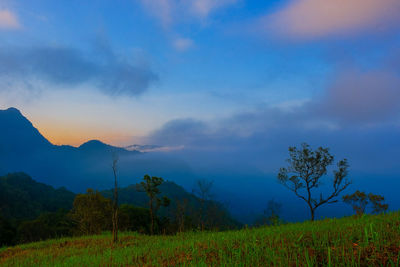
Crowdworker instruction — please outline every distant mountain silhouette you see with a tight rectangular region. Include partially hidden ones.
[0,107,194,192]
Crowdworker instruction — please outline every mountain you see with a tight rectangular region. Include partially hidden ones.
[0,107,52,152]
[0,107,195,192]
[0,172,75,221]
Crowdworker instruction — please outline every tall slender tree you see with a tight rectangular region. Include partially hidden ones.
[111,153,119,243]
[278,143,351,221]
[136,175,170,235]
[193,179,213,230]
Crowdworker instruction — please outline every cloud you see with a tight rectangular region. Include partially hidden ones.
[173,37,194,51]
[140,0,174,28]
[144,53,400,174]
[190,0,238,18]
[316,69,400,123]
[145,103,400,176]
[125,144,184,152]
[0,44,158,96]
[261,0,400,40]
[0,9,20,29]
[139,0,238,27]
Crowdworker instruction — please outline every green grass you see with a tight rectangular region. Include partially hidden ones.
[1,212,400,266]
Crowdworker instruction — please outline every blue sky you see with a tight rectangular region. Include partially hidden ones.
[0,0,334,144]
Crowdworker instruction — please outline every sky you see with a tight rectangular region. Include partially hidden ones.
[1,0,400,219]
[0,0,397,146]
[0,1,399,159]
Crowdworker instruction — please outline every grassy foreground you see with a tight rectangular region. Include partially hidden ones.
[1,212,399,266]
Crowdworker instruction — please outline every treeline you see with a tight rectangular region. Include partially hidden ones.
[0,173,239,247]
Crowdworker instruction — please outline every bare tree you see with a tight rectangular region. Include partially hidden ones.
[278,143,351,221]
[175,198,189,233]
[111,153,119,243]
[193,179,213,230]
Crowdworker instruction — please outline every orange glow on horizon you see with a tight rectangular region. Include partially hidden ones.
[33,121,140,148]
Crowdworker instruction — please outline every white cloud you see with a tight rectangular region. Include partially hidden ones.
[261,0,400,40]
[173,37,194,51]
[191,0,238,18]
[139,0,237,27]
[139,0,174,28]
[0,9,20,30]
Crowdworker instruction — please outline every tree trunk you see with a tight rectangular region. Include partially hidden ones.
[150,198,154,235]
[112,169,118,243]
[310,208,315,221]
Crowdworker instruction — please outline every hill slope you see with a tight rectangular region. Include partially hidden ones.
[0,173,239,229]
[0,173,75,221]
[1,212,399,266]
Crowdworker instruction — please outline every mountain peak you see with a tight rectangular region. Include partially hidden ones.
[79,140,112,150]
[80,139,105,146]
[5,107,22,113]
[0,107,52,150]
[1,107,24,118]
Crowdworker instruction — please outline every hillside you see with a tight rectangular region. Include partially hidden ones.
[0,173,75,221]
[0,173,239,230]
[1,212,399,266]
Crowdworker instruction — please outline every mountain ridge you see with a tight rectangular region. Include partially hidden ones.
[0,107,194,192]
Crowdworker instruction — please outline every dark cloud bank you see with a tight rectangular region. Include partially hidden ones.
[0,43,158,96]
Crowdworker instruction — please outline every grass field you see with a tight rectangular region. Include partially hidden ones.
[1,212,399,266]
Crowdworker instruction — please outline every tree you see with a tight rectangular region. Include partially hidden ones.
[118,204,151,234]
[70,189,112,235]
[369,193,389,214]
[17,209,74,243]
[111,153,119,243]
[253,199,283,227]
[343,191,388,216]
[175,198,189,233]
[136,175,170,235]
[342,190,369,216]
[278,143,351,221]
[192,179,213,230]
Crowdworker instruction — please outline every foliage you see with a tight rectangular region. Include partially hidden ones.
[343,190,389,215]
[17,209,75,243]
[1,212,399,266]
[278,143,351,221]
[69,189,112,235]
[118,204,151,234]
